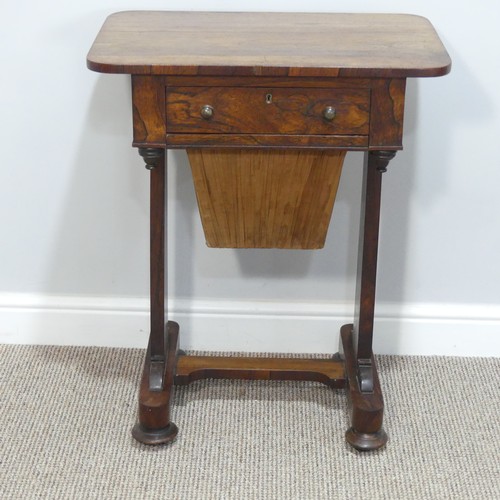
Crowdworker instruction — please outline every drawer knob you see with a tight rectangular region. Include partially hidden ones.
[323,106,336,121]
[200,105,214,120]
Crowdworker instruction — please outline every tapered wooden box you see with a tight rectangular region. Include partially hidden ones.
[188,149,346,249]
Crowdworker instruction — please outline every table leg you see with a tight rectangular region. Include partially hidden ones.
[353,150,395,388]
[344,150,395,450]
[131,147,179,445]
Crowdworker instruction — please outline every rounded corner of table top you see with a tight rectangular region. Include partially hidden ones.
[86,56,104,73]
[433,60,452,77]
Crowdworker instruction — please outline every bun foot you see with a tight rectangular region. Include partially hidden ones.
[132,422,179,445]
[345,427,388,451]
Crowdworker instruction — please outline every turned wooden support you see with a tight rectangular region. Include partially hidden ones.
[138,147,167,391]
[353,150,396,393]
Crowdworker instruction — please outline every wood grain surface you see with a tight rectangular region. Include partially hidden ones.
[166,86,369,135]
[175,355,346,388]
[188,148,346,249]
[166,133,368,149]
[87,11,451,77]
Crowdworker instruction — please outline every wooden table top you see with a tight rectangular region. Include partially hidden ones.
[87,11,451,78]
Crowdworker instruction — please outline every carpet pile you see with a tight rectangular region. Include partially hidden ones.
[1,345,498,499]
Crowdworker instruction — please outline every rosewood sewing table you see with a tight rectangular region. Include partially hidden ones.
[87,11,450,450]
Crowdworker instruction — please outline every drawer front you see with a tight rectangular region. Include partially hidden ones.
[166,87,370,135]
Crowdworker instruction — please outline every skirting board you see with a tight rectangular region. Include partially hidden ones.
[0,293,499,357]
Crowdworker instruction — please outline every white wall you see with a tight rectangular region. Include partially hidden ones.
[1,1,499,355]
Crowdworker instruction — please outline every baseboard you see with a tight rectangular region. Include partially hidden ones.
[0,293,499,356]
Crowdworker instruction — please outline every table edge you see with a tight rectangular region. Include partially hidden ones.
[86,11,452,78]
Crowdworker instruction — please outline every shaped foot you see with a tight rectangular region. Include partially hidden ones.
[132,422,179,445]
[345,427,388,451]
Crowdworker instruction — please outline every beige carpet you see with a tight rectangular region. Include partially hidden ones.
[0,344,498,499]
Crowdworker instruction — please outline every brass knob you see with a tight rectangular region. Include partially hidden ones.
[200,105,214,120]
[323,106,336,121]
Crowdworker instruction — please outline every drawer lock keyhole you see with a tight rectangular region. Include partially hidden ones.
[265,93,273,104]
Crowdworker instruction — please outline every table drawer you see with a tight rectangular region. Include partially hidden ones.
[166,87,370,135]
